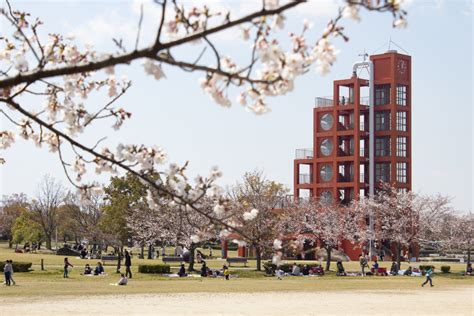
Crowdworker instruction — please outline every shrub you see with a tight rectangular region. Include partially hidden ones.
[419,265,435,272]
[0,262,32,272]
[138,264,170,274]
[441,266,451,273]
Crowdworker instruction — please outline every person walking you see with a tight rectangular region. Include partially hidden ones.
[359,254,368,276]
[9,260,16,285]
[124,249,132,279]
[4,260,13,286]
[63,257,74,278]
[422,267,434,287]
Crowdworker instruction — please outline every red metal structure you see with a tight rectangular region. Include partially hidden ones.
[293,50,412,260]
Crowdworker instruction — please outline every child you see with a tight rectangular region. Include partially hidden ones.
[4,260,13,286]
[63,257,74,278]
[118,273,128,285]
[109,273,128,286]
[223,265,230,280]
[83,264,92,275]
[372,259,379,276]
[422,267,434,287]
[9,261,16,285]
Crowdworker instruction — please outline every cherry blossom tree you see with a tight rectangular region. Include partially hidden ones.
[0,0,409,245]
[228,170,288,271]
[435,211,473,263]
[290,200,364,271]
[128,194,220,271]
[354,185,452,267]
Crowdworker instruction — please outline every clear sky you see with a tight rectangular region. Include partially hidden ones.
[0,0,472,211]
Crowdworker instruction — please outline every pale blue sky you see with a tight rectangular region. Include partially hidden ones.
[1,0,472,211]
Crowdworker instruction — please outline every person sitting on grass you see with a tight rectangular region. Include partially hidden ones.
[302,265,310,276]
[83,264,92,275]
[291,263,300,276]
[118,273,128,286]
[94,262,104,275]
[403,266,412,276]
[465,262,472,276]
[178,263,187,277]
[275,268,284,280]
[80,249,87,259]
[390,262,399,276]
[336,260,346,276]
[200,263,209,277]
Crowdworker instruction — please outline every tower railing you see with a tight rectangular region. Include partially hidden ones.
[315,96,333,108]
[295,148,314,159]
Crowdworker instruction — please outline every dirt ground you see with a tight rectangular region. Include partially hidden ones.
[0,287,472,315]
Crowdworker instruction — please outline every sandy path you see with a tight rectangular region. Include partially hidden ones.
[0,287,472,315]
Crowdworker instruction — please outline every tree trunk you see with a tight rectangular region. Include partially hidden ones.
[116,249,122,273]
[8,238,12,249]
[45,235,52,250]
[325,247,332,271]
[140,245,145,259]
[147,244,153,259]
[188,243,196,272]
[255,245,262,271]
[396,242,402,269]
[467,242,471,263]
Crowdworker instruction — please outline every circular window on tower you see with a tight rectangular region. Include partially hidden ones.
[320,113,334,131]
[320,191,333,204]
[320,164,333,182]
[320,138,333,156]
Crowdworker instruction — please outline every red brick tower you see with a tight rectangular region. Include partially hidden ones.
[293,50,412,260]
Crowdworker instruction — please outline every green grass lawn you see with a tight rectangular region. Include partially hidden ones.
[1,242,472,297]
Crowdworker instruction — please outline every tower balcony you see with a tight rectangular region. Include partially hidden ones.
[295,148,313,159]
[315,96,333,108]
[315,95,370,108]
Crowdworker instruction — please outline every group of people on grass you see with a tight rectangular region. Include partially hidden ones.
[59,250,133,285]
[81,262,105,276]
[198,262,230,280]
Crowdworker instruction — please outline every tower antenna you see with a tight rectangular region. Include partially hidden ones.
[358,49,368,62]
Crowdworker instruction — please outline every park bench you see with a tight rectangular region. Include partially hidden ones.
[101,255,121,265]
[162,256,188,264]
[226,257,248,267]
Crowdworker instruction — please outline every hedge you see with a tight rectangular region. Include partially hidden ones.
[138,264,170,274]
[0,262,32,272]
[441,266,451,273]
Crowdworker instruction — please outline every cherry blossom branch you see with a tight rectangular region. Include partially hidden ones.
[0,1,304,89]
